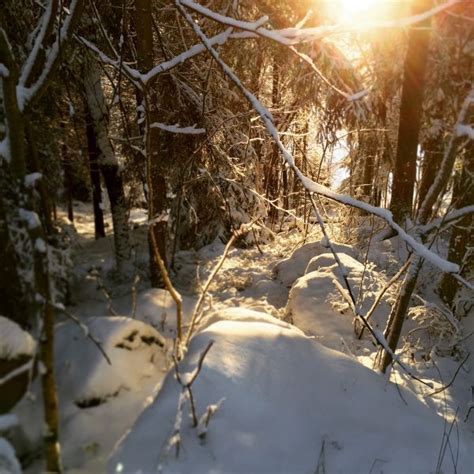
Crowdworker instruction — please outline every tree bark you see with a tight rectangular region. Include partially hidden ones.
[390,0,431,224]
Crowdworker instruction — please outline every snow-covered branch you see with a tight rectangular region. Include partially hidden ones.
[18,0,85,110]
[149,122,206,134]
[19,0,58,87]
[78,29,254,88]
[419,205,474,235]
[180,0,461,45]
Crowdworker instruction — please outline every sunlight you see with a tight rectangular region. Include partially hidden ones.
[323,0,396,24]
[338,0,379,23]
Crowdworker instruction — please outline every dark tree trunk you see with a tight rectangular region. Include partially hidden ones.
[85,114,105,239]
[417,135,444,214]
[25,122,53,233]
[390,0,431,224]
[135,0,168,287]
[60,121,74,223]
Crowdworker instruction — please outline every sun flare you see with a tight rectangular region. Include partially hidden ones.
[333,0,384,24]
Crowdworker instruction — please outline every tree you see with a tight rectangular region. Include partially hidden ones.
[83,56,130,268]
[390,0,432,224]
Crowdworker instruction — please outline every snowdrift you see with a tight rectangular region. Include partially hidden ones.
[286,252,390,354]
[14,317,168,471]
[109,310,472,474]
[274,239,354,287]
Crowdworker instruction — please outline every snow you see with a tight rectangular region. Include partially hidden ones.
[109,311,473,473]
[0,415,17,433]
[0,64,9,78]
[149,123,206,135]
[0,137,11,163]
[13,317,169,472]
[35,237,46,253]
[133,288,197,338]
[274,238,354,287]
[297,173,461,274]
[0,438,21,474]
[18,208,41,230]
[0,316,36,359]
[286,253,390,354]
[456,123,474,140]
[53,316,165,405]
[24,172,42,187]
[9,202,471,472]
[180,0,461,46]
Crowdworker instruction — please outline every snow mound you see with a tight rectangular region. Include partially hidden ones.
[109,315,472,473]
[197,307,299,333]
[305,251,363,275]
[274,239,354,287]
[286,253,390,355]
[55,316,165,406]
[0,316,35,360]
[135,288,197,337]
[13,317,168,471]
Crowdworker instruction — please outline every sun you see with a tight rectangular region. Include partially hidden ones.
[338,0,379,23]
[322,0,391,24]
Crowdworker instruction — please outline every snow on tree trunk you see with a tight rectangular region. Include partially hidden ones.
[83,57,130,269]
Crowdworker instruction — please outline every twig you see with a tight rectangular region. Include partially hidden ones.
[89,268,119,316]
[464,386,473,422]
[173,341,214,427]
[429,353,470,397]
[315,437,326,474]
[149,228,183,343]
[356,257,411,339]
[54,303,112,365]
[0,360,34,387]
[185,221,258,345]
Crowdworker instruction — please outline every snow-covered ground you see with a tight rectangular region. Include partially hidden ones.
[7,202,474,473]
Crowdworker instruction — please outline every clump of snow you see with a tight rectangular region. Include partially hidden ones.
[24,172,42,187]
[109,311,472,473]
[274,238,354,287]
[54,316,164,405]
[0,316,36,360]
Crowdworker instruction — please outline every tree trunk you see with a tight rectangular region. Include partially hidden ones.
[266,54,280,228]
[60,121,75,223]
[83,57,130,268]
[85,111,105,238]
[390,0,431,224]
[417,135,444,214]
[134,0,168,287]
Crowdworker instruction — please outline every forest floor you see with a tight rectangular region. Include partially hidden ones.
[10,202,474,473]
